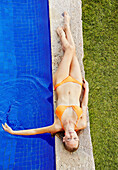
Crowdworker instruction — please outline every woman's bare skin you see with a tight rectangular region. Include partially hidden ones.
[2,12,89,149]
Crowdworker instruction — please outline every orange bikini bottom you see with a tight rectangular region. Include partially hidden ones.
[54,76,82,90]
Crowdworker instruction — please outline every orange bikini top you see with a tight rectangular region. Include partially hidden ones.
[55,105,83,130]
[54,76,82,90]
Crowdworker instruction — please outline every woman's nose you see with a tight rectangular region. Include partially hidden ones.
[70,133,73,137]
[69,131,74,135]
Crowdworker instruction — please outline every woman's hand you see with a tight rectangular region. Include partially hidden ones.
[2,123,14,134]
[83,78,89,91]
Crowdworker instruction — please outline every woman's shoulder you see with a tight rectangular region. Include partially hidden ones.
[53,116,63,132]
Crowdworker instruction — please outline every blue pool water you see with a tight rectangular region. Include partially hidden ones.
[0,0,55,169]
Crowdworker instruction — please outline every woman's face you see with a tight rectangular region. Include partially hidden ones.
[63,129,79,148]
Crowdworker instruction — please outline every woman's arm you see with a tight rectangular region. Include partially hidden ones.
[82,79,89,110]
[2,123,55,136]
[77,79,89,130]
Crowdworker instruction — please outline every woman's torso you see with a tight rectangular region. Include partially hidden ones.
[56,82,81,105]
[55,82,82,130]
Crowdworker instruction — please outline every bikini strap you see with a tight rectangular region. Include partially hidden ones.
[75,118,80,130]
[60,121,64,130]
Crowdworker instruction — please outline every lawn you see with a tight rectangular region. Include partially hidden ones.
[82,0,118,169]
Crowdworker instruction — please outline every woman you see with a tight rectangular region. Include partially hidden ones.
[2,12,89,152]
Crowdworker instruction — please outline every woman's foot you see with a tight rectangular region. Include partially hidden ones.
[62,12,75,50]
[56,26,66,38]
[56,26,70,51]
[63,12,70,28]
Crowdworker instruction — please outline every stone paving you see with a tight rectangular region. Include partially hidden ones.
[49,0,95,169]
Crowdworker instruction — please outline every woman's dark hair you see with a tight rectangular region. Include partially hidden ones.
[63,139,80,152]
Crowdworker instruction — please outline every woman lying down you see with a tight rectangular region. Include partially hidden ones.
[2,12,89,152]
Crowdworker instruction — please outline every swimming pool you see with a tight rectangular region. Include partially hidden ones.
[0,0,55,169]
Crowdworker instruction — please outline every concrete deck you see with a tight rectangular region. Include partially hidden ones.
[49,0,95,169]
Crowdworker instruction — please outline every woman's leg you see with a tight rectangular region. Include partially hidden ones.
[53,27,74,86]
[70,56,82,83]
[63,12,82,83]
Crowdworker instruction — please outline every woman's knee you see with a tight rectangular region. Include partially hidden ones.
[65,44,75,54]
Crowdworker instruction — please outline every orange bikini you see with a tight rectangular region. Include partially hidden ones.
[54,76,83,130]
[54,76,82,90]
[56,105,83,130]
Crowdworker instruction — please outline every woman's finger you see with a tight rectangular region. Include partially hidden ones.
[2,124,6,131]
[5,123,9,128]
[82,78,85,83]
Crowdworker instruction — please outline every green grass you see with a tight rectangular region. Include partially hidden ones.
[82,0,118,169]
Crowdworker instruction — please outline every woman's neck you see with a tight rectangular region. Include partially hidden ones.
[63,120,75,131]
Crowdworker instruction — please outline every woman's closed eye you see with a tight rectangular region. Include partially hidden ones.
[66,137,78,141]
[67,138,71,141]
[74,137,78,141]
